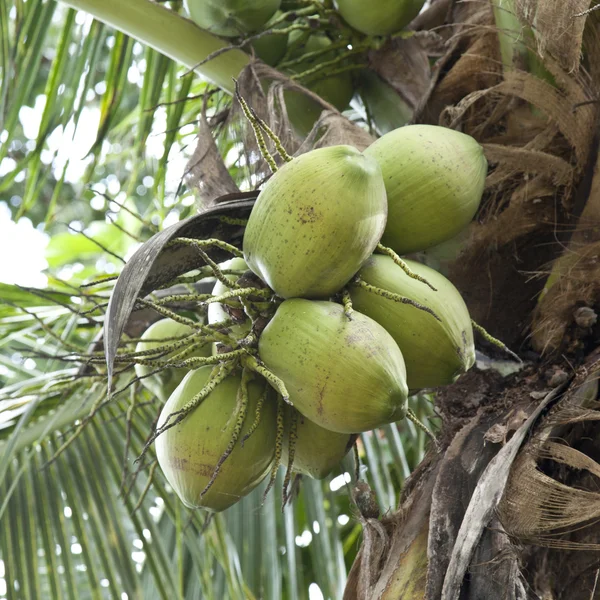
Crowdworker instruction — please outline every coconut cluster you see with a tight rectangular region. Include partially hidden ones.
[138,124,487,512]
[183,1,429,136]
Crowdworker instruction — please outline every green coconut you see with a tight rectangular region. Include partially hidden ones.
[283,32,355,136]
[358,70,412,135]
[250,11,288,66]
[243,145,387,299]
[363,124,488,254]
[350,255,475,389]
[282,406,355,479]
[335,0,425,36]
[155,366,277,512]
[184,0,281,37]
[134,319,212,403]
[258,299,408,433]
[207,258,252,352]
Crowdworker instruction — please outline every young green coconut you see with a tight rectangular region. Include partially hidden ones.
[335,0,425,36]
[155,366,277,512]
[350,255,475,389]
[363,125,488,254]
[258,299,408,433]
[358,70,412,136]
[134,319,212,403]
[207,258,252,353]
[243,145,387,299]
[250,11,288,66]
[282,405,356,480]
[184,0,281,37]
[283,32,355,136]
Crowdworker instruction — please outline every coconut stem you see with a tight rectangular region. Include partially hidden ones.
[471,319,522,363]
[353,278,442,322]
[290,45,368,85]
[168,348,249,369]
[234,82,293,163]
[406,408,439,450]
[180,242,243,289]
[200,368,252,498]
[135,297,199,327]
[282,409,298,508]
[135,300,234,345]
[167,237,243,259]
[278,37,360,70]
[242,355,291,404]
[353,441,361,482]
[262,395,285,505]
[115,335,211,366]
[341,289,354,320]
[375,244,437,291]
[217,216,249,227]
[235,79,279,173]
[254,116,293,164]
[151,293,213,306]
[137,362,235,463]
[241,384,267,446]
[204,286,272,306]
[158,266,242,290]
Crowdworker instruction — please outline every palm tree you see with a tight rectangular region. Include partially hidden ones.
[1,1,599,599]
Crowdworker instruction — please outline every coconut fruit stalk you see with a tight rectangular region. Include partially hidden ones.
[243,145,387,299]
[258,299,408,432]
[363,125,488,254]
[350,255,475,389]
[335,0,425,36]
[134,319,212,403]
[184,0,281,38]
[155,366,277,512]
[282,406,355,479]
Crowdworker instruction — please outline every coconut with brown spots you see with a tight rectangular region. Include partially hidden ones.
[243,145,387,299]
[155,366,277,512]
[258,299,408,433]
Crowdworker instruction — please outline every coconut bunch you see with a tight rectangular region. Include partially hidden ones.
[182,1,430,136]
[133,124,487,512]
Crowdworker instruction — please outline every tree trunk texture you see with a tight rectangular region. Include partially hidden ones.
[343,1,600,598]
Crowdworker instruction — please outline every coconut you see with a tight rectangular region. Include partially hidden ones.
[282,406,355,479]
[250,11,288,66]
[350,255,475,389]
[155,366,277,512]
[283,32,355,136]
[258,299,408,433]
[184,0,280,38]
[358,70,412,135]
[134,319,212,403]
[243,145,387,299]
[363,125,488,254]
[335,0,425,36]
[207,257,252,352]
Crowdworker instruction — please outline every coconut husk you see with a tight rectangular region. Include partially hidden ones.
[515,0,594,73]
